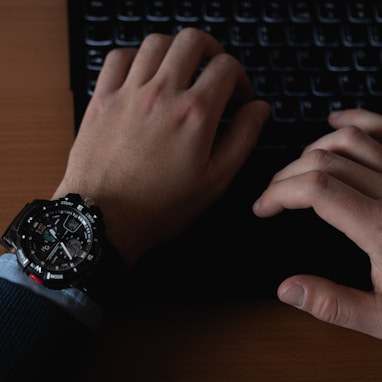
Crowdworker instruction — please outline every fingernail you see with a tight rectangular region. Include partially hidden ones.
[279,283,305,308]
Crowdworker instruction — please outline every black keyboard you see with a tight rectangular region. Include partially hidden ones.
[67,0,382,148]
[66,0,376,300]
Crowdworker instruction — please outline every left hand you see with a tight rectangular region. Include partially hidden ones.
[253,108,382,339]
[53,28,270,266]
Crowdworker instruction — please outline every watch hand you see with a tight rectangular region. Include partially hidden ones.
[46,242,60,261]
[49,228,57,240]
[59,241,73,260]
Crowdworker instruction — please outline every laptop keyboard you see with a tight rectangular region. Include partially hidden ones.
[67,0,382,148]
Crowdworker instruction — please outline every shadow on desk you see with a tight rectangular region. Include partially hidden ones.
[84,299,382,382]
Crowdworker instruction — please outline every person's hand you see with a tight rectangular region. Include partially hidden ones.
[52,28,270,266]
[253,108,382,339]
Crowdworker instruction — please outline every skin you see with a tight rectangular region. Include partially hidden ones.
[52,28,270,266]
[253,108,382,339]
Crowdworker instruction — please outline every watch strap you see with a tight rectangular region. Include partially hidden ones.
[0,200,44,251]
[78,235,129,308]
[1,194,129,309]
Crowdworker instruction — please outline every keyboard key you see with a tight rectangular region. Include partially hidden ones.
[314,24,341,47]
[340,72,367,95]
[230,23,257,46]
[241,47,269,70]
[254,72,281,96]
[376,1,382,21]
[85,0,112,20]
[369,25,382,46]
[147,0,171,20]
[313,72,338,95]
[234,0,259,21]
[258,23,285,46]
[326,48,354,71]
[270,48,296,70]
[85,22,113,45]
[115,22,143,45]
[86,47,108,69]
[317,1,343,22]
[290,0,314,23]
[283,73,310,95]
[341,24,368,47]
[302,98,329,122]
[273,99,300,122]
[87,69,100,95]
[368,73,382,95]
[262,0,288,22]
[346,0,374,23]
[354,48,381,70]
[202,22,228,44]
[175,1,201,21]
[146,21,173,35]
[298,49,325,70]
[287,24,313,46]
[117,0,144,20]
[204,0,229,21]
[329,97,360,111]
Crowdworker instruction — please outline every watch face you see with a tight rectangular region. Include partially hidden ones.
[17,198,102,289]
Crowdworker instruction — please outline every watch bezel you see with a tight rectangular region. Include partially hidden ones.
[14,196,104,290]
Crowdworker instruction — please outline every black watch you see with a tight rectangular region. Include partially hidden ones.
[0,193,127,307]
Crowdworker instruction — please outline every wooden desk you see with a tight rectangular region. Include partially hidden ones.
[1,1,382,381]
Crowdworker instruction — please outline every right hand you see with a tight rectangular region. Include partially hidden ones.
[254,109,382,339]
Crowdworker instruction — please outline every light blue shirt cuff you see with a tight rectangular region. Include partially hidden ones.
[0,253,102,330]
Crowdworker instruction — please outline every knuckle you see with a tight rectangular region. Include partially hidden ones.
[305,170,331,196]
[335,125,365,147]
[178,91,208,123]
[313,293,349,326]
[304,149,337,169]
[177,27,205,41]
[212,52,243,73]
[138,79,167,111]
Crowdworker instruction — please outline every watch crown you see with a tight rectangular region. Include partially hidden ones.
[83,197,95,208]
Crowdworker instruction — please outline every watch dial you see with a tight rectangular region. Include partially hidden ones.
[21,205,98,279]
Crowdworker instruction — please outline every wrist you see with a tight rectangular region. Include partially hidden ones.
[51,186,144,267]
[1,193,130,309]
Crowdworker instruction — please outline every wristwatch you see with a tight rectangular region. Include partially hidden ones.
[0,193,127,307]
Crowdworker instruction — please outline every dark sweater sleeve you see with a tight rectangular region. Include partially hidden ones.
[0,278,95,382]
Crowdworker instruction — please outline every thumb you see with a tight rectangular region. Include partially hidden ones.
[277,275,382,339]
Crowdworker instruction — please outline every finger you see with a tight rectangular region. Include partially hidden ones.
[93,48,137,94]
[211,100,270,184]
[180,53,255,146]
[329,109,382,140]
[195,52,253,101]
[252,170,382,256]
[191,52,254,126]
[253,170,360,217]
[155,28,225,89]
[278,275,382,339]
[303,126,382,173]
[270,148,382,199]
[123,33,174,87]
